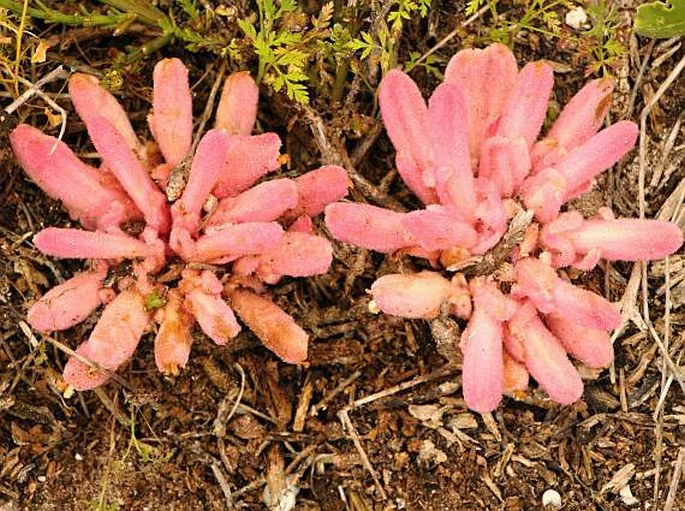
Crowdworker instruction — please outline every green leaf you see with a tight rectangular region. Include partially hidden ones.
[635,0,685,38]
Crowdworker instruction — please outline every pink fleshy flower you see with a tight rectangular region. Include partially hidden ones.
[324,43,684,413]
[14,59,348,389]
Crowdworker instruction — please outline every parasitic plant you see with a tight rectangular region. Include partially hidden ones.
[13,59,348,390]
[325,43,683,413]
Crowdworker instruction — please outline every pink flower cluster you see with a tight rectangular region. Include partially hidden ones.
[325,44,683,412]
[12,59,348,390]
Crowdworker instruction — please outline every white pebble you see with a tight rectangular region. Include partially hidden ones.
[542,489,562,509]
[74,453,83,461]
[565,6,588,30]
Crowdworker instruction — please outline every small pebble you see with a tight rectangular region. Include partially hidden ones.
[542,489,562,509]
[74,453,83,461]
[565,6,588,30]
[37,476,46,483]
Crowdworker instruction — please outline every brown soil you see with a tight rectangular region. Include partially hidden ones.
[0,1,683,510]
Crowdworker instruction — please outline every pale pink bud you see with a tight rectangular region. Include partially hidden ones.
[185,290,241,345]
[208,179,299,227]
[496,61,554,147]
[27,266,109,332]
[379,70,438,204]
[149,58,193,167]
[256,232,333,284]
[477,136,531,197]
[401,206,478,251]
[369,271,454,319]
[444,43,518,161]
[213,133,282,198]
[215,71,259,135]
[154,290,194,375]
[324,203,414,254]
[290,165,349,218]
[34,228,158,260]
[545,313,613,368]
[63,290,149,390]
[532,77,614,169]
[190,222,284,263]
[87,115,170,234]
[506,302,583,405]
[10,124,138,230]
[69,73,143,157]
[230,289,308,364]
[428,82,476,219]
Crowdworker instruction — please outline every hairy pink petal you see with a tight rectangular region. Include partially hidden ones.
[379,70,437,204]
[63,290,149,390]
[27,266,108,332]
[370,271,453,319]
[325,203,413,253]
[154,290,194,375]
[208,179,299,227]
[556,120,638,193]
[149,58,193,166]
[507,302,584,405]
[34,228,157,259]
[215,71,259,135]
[477,136,531,197]
[496,61,554,147]
[192,222,284,263]
[213,133,282,198]
[10,124,137,230]
[532,77,614,169]
[185,290,241,345]
[291,165,349,218]
[503,352,529,394]
[88,116,170,233]
[460,279,515,413]
[545,313,613,368]
[428,82,476,219]
[444,43,518,161]
[401,207,478,251]
[172,129,230,234]
[256,232,333,283]
[561,218,683,262]
[514,258,621,330]
[69,74,142,156]
[230,289,308,364]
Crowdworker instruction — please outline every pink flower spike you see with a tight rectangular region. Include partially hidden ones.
[63,290,149,390]
[532,77,614,169]
[290,165,350,218]
[503,352,529,394]
[477,136,531,197]
[552,218,684,263]
[369,271,454,319]
[154,289,194,375]
[428,83,476,219]
[213,133,282,199]
[69,73,143,156]
[496,61,554,147]
[34,228,158,260]
[460,279,516,413]
[208,178,299,227]
[149,58,193,167]
[444,43,518,161]
[185,289,241,345]
[545,313,613,368]
[27,266,109,332]
[507,302,584,405]
[324,203,413,254]
[256,232,333,284]
[172,129,230,233]
[215,71,259,135]
[87,115,170,234]
[401,207,478,251]
[556,120,638,196]
[10,124,137,230]
[379,70,437,205]
[230,289,308,364]
[192,222,284,263]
